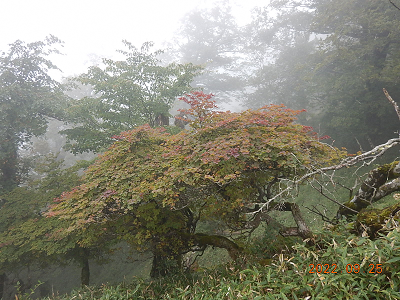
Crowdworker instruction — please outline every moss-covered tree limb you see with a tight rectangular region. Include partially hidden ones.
[190,233,242,260]
[337,161,400,218]
[355,202,400,238]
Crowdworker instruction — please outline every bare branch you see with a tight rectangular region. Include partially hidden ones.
[366,177,400,203]
[274,202,313,242]
[308,180,358,213]
[305,205,335,224]
[389,0,400,11]
[250,138,400,216]
[383,88,400,121]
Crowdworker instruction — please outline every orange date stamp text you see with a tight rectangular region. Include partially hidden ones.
[308,263,383,274]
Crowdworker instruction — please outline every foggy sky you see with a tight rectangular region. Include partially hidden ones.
[2,0,267,79]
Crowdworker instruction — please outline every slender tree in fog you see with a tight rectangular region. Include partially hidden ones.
[0,36,66,192]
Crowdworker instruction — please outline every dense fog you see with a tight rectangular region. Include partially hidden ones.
[1,1,400,299]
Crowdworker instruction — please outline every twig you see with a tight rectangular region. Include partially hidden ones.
[389,0,400,11]
[355,137,364,153]
[309,180,358,213]
[305,205,335,224]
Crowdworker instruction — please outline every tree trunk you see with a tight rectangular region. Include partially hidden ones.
[0,272,5,300]
[0,134,19,193]
[154,113,169,127]
[150,248,182,278]
[273,202,314,240]
[331,161,400,238]
[149,233,243,278]
[191,233,242,260]
[80,248,90,286]
[355,202,400,238]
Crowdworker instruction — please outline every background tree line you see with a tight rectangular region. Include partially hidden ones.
[172,0,400,151]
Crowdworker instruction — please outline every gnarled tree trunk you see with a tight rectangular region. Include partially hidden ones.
[333,161,400,238]
[337,161,400,219]
[150,232,242,278]
[191,233,242,260]
[150,250,182,278]
[272,202,314,241]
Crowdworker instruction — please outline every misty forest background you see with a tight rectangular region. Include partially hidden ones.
[2,0,400,299]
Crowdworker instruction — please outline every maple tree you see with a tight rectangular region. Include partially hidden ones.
[47,92,345,277]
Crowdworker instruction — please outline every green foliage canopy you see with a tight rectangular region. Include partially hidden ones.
[0,156,113,289]
[61,41,202,154]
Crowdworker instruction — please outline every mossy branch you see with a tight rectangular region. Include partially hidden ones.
[189,233,242,260]
[337,161,400,218]
[356,202,400,238]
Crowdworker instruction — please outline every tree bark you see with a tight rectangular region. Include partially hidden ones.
[80,248,90,286]
[154,113,169,127]
[0,133,19,193]
[150,248,182,278]
[0,272,5,300]
[355,202,400,238]
[191,233,242,260]
[273,202,314,240]
[337,161,400,219]
[150,232,242,278]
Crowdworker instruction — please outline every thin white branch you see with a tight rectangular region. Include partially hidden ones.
[251,138,400,215]
[383,88,400,121]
